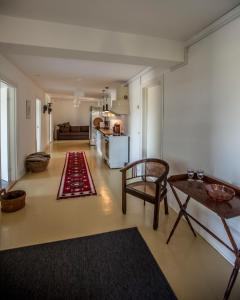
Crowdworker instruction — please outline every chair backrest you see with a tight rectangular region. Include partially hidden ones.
[145,160,168,178]
[123,158,169,184]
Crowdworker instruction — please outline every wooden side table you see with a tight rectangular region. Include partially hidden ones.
[166,174,240,300]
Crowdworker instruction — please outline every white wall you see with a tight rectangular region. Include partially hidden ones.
[164,16,240,265]
[109,114,128,135]
[128,16,240,265]
[0,54,47,178]
[45,94,53,143]
[128,67,165,161]
[53,99,97,127]
[145,85,162,158]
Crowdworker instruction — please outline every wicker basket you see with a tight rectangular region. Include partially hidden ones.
[26,159,50,172]
[1,189,26,213]
[26,152,50,172]
[28,152,51,159]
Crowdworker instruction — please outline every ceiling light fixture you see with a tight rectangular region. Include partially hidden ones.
[73,90,84,108]
[105,87,110,112]
[102,86,111,112]
[101,89,106,111]
[73,98,81,108]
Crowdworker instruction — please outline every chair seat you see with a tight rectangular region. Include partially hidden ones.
[121,158,169,230]
[126,181,156,199]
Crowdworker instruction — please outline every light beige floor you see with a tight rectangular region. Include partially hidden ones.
[0,141,239,300]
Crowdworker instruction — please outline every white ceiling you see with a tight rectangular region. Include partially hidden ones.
[6,54,145,97]
[1,0,239,98]
[0,0,239,40]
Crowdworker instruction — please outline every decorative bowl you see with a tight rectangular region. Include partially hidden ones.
[205,184,235,202]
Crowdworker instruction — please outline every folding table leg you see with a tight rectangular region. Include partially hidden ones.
[166,210,183,244]
[221,218,240,300]
[166,192,196,244]
[184,213,197,238]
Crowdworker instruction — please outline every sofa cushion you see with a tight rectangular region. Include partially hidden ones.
[69,132,79,136]
[80,126,89,132]
[62,126,70,133]
[58,122,70,133]
[56,124,89,140]
[58,122,70,127]
[71,126,80,132]
[59,132,72,136]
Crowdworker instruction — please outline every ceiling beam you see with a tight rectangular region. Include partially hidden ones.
[49,93,99,102]
[0,15,184,67]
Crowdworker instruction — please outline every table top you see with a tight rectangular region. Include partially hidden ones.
[168,174,240,219]
[98,128,126,137]
[98,128,113,136]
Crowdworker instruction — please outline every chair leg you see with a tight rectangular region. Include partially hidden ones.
[164,196,169,215]
[122,190,126,214]
[153,200,160,230]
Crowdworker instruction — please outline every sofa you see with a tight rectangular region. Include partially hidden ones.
[56,123,89,140]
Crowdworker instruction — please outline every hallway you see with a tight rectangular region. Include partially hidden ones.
[0,141,239,300]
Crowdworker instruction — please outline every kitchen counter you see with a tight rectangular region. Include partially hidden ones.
[98,128,113,136]
[96,129,129,168]
[98,128,126,137]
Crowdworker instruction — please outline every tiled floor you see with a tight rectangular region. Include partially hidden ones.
[0,140,239,299]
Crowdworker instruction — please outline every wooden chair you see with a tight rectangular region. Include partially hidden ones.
[120,158,169,230]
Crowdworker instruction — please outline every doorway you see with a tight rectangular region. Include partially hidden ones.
[49,108,53,144]
[142,83,163,159]
[36,99,42,152]
[0,80,17,186]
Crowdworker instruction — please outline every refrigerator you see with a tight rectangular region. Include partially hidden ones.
[89,106,103,146]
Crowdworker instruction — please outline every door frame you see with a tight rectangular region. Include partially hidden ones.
[0,79,17,183]
[142,87,148,158]
[141,76,164,159]
[35,98,42,152]
[48,106,53,143]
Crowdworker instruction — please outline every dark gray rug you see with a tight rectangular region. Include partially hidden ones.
[0,227,177,300]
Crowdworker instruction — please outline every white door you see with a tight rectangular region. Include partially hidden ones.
[0,81,17,183]
[142,84,163,159]
[36,99,42,152]
[129,79,142,162]
[0,82,9,182]
[49,112,53,143]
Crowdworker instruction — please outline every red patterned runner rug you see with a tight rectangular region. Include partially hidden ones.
[57,152,97,199]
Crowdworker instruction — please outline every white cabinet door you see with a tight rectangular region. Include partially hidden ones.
[96,131,102,155]
[108,136,129,168]
[101,135,106,159]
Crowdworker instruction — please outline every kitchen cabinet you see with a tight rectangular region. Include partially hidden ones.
[96,130,102,155]
[96,129,129,168]
[96,130,107,159]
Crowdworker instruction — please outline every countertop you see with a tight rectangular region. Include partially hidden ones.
[98,128,114,136]
[97,128,127,137]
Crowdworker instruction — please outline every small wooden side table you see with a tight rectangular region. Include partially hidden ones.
[166,174,240,300]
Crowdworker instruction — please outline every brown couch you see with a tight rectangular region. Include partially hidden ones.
[56,123,89,140]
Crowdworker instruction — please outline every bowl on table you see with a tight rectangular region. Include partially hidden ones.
[205,184,235,202]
